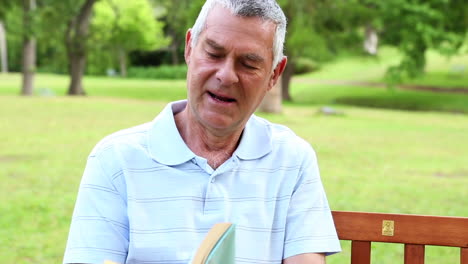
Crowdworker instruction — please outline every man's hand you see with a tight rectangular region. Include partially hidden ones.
[283,253,326,264]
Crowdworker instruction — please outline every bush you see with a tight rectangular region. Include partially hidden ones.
[294,57,321,74]
[127,65,187,79]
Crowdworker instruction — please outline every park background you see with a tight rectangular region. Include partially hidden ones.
[0,0,467,263]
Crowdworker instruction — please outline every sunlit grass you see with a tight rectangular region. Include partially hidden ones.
[290,83,468,113]
[299,47,468,88]
[2,72,467,113]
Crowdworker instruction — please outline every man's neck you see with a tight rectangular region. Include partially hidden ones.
[174,109,243,169]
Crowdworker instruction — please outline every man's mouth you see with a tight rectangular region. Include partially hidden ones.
[208,91,236,103]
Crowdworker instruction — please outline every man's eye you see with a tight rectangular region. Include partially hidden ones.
[207,52,221,58]
[243,63,257,70]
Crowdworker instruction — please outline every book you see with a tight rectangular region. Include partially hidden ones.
[103,260,119,264]
[191,222,236,264]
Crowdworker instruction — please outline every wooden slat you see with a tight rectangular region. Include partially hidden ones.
[332,211,468,247]
[351,241,371,264]
[462,248,468,264]
[404,244,425,264]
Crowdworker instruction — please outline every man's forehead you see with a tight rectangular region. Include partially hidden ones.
[201,19,275,50]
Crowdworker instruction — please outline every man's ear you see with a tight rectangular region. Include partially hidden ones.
[184,29,193,64]
[268,56,288,90]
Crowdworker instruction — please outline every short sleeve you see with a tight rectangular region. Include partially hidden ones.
[283,146,341,259]
[63,155,129,264]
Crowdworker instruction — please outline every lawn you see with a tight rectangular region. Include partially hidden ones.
[299,47,468,89]
[0,73,188,100]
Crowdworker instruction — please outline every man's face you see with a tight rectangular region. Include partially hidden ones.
[184,5,286,134]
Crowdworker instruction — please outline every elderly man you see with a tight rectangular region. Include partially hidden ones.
[63,0,341,263]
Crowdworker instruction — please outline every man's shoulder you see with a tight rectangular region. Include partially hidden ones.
[90,121,153,157]
[250,115,314,155]
[251,115,310,145]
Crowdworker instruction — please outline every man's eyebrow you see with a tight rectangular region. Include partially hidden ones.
[205,38,265,63]
[206,39,225,51]
[244,53,265,63]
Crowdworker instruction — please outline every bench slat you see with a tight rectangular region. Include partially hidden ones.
[351,241,371,264]
[332,211,468,247]
[462,248,468,264]
[404,244,425,264]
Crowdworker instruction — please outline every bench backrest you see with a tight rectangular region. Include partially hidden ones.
[332,211,468,264]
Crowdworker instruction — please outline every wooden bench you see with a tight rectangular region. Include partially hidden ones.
[332,211,468,264]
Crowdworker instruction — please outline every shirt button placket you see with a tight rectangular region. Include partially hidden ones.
[204,173,218,214]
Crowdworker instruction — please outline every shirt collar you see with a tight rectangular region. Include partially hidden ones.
[234,114,272,160]
[147,100,195,166]
[147,100,272,165]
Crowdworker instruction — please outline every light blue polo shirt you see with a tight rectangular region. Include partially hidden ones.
[63,100,341,264]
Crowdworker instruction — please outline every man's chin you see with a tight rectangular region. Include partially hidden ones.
[198,115,242,134]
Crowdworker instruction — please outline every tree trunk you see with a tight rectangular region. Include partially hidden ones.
[21,0,36,96]
[168,29,180,65]
[22,38,36,95]
[170,42,179,65]
[259,76,282,113]
[119,47,127,77]
[364,25,378,55]
[68,53,86,95]
[0,21,8,73]
[281,61,294,101]
[65,0,98,95]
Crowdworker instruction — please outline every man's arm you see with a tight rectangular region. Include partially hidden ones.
[63,155,129,264]
[283,253,326,264]
[282,143,340,260]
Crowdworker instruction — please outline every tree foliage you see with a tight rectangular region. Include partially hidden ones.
[89,0,169,75]
[277,0,372,100]
[0,0,14,20]
[276,0,467,99]
[367,0,468,85]
[2,0,467,98]
[151,0,204,64]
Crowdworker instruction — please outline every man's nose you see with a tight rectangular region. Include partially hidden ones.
[215,59,239,86]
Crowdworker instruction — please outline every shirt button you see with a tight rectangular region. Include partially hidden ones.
[211,178,215,183]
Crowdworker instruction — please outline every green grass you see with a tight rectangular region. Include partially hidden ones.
[0,73,187,100]
[0,95,467,263]
[2,71,468,114]
[299,47,468,88]
[290,83,468,113]
[299,47,401,82]
[405,71,468,89]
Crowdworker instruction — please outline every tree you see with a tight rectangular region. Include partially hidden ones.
[275,0,467,103]
[21,0,37,95]
[0,20,7,73]
[258,77,282,113]
[0,0,9,73]
[90,0,168,76]
[1,0,39,93]
[368,0,468,86]
[1,3,22,73]
[152,0,204,65]
[41,0,101,94]
[277,0,373,101]
[64,0,99,95]
[262,0,369,106]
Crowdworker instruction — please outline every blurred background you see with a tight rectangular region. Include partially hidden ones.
[0,0,467,263]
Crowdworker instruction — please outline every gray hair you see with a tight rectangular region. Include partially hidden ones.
[190,0,287,68]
